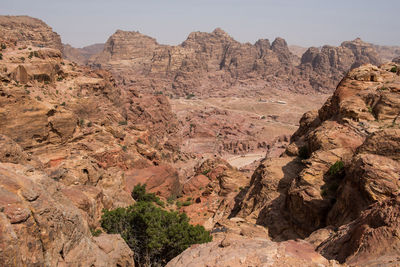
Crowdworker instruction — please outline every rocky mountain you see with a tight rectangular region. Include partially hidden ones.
[0,15,63,52]
[63,43,104,65]
[1,15,400,267]
[227,62,400,266]
[372,44,400,62]
[90,29,387,95]
[0,18,191,265]
[300,38,382,91]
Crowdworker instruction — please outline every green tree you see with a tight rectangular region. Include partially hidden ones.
[101,185,212,266]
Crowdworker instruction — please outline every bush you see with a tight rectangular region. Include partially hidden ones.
[329,160,344,176]
[101,185,212,266]
[0,53,2,60]
[131,183,164,207]
[118,120,128,125]
[390,66,398,73]
[1,43,6,50]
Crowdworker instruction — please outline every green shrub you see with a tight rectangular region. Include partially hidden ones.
[202,169,211,176]
[182,201,191,206]
[390,66,398,73]
[0,53,3,60]
[329,160,344,176]
[28,52,33,59]
[101,185,211,266]
[1,44,6,50]
[131,183,164,207]
[118,120,128,126]
[298,145,310,159]
[90,228,102,237]
[186,93,195,99]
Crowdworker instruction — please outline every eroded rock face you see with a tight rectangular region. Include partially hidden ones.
[0,163,134,267]
[233,62,400,266]
[299,38,382,92]
[90,29,387,96]
[166,235,338,267]
[63,43,104,65]
[90,28,303,96]
[0,15,62,51]
[318,196,400,266]
[0,30,188,265]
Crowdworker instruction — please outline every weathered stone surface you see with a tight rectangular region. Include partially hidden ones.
[319,196,400,266]
[0,163,134,266]
[167,235,339,267]
[0,15,62,51]
[233,62,400,266]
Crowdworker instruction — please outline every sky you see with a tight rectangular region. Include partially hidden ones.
[1,0,399,48]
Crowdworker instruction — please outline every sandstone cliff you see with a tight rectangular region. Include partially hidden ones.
[0,30,186,266]
[231,62,400,266]
[90,30,385,95]
[63,43,104,65]
[0,16,63,51]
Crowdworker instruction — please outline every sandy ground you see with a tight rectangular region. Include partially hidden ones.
[226,153,265,169]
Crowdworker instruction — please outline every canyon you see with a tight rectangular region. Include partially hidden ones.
[0,15,399,267]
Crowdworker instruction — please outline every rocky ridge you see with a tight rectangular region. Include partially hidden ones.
[226,62,400,266]
[0,28,188,265]
[89,29,385,96]
[0,16,63,52]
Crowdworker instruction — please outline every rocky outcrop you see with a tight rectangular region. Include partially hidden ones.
[0,16,62,51]
[299,38,382,92]
[0,38,188,265]
[90,28,301,96]
[63,43,104,65]
[90,29,388,96]
[318,196,400,266]
[233,62,400,266]
[0,162,134,266]
[167,235,339,267]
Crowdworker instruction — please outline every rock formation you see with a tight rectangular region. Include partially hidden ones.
[90,29,385,95]
[63,43,104,65]
[232,62,400,266]
[0,20,186,265]
[0,16,62,51]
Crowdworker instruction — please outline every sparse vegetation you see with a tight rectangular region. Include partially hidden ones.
[35,96,42,101]
[186,93,195,99]
[90,228,102,237]
[390,66,398,73]
[118,120,128,126]
[202,169,211,176]
[101,184,211,266]
[329,160,344,176]
[0,53,3,60]
[182,201,192,206]
[137,138,144,144]
[1,44,6,50]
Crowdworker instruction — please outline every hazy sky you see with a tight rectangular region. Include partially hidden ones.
[2,0,399,48]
